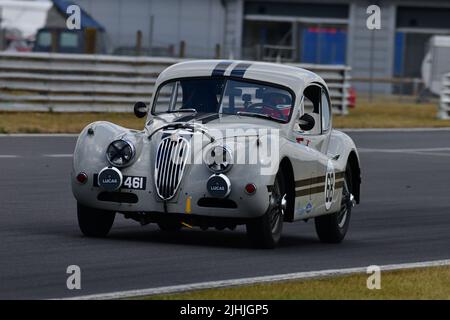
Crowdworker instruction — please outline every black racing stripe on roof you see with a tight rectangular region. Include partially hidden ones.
[211,61,233,77]
[230,62,252,78]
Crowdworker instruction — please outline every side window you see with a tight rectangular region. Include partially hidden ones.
[154,82,175,113]
[300,85,321,135]
[154,81,184,113]
[321,89,331,132]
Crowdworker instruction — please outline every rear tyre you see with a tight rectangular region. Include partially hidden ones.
[77,203,116,237]
[315,164,353,243]
[246,169,287,249]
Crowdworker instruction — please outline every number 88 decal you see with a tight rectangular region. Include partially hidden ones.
[325,160,335,210]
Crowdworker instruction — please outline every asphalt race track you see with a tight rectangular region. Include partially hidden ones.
[0,130,449,299]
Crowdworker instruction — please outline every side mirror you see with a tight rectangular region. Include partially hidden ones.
[299,113,315,131]
[134,101,148,118]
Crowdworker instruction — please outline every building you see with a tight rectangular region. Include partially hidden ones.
[69,0,450,92]
[71,0,226,57]
[34,0,107,54]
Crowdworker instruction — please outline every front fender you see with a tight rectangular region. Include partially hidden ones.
[71,121,145,201]
[328,129,361,203]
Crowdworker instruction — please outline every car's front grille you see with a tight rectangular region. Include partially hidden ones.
[154,135,190,200]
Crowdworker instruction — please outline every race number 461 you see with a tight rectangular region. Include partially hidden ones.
[123,176,145,189]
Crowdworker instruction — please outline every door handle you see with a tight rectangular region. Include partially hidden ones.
[331,154,340,160]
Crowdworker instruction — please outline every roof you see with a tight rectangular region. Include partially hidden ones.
[156,60,326,94]
[51,0,105,30]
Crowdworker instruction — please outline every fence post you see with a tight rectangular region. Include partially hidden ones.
[438,73,450,120]
[214,44,221,59]
[51,30,58,53]
[136,30,142,56]
[412,78,420,98]
[179,41,186,58]
[84,28,97,54]
[342,67,349,115]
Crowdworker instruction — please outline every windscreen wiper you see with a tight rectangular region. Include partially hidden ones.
[148,122,215,143]
[167,109,198,114]
[150,109,197,124]
[236,111,279,122]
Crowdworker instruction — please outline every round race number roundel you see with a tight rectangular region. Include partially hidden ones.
[324,160,335,211]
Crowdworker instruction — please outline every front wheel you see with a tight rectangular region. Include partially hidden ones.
[314,164,353,243]
[77,203,116,237]
[246,169,287,249]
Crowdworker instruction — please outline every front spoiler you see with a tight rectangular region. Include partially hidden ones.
[72,177,271,219]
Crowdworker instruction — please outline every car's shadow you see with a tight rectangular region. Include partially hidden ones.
[99,226,321,250]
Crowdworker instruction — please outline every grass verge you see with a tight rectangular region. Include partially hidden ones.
[333,101,450,128]
[0,111,145,134]
[143,266,450,300]
[0,102,449,134]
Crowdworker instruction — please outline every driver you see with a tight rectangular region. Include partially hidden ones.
[244,91,290,121]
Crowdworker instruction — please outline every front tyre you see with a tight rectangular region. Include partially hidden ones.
[77,203,116,237]
[246,169,287,249]
[315,164,353,243]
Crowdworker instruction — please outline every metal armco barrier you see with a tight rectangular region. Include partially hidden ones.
[438,73,450,120]
[0,52,351,114]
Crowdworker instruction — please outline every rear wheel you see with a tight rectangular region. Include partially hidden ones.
[77,203,116,237]
[246,169,287,248]
[315,164,353,243]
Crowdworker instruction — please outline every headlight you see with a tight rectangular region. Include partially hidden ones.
[106,139,135,167]
[204,145,233,173]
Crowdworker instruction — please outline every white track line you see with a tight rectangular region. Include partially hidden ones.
[341,127,450,132]
[60,259,450,300]
[0,134,78,138]
[43,154,73,158]
[0,154,72,158]
[359,147,450,153]
[0,155,19,158]
[359,147,450,157]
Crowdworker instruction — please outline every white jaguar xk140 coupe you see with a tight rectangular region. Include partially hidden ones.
[71,60,361,248]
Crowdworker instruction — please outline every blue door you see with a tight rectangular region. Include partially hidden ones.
[301,27,347,64]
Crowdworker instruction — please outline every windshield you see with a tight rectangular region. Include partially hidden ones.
[152,78,294,123]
